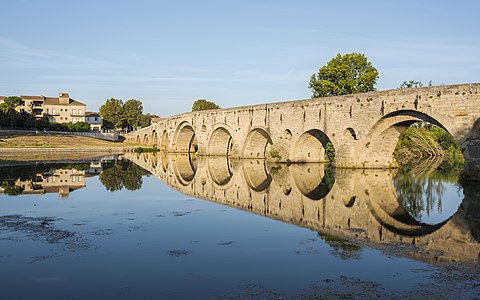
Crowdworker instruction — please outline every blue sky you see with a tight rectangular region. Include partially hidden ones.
[1,0,479,116]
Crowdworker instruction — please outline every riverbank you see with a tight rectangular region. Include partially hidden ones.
[0,134,139,156]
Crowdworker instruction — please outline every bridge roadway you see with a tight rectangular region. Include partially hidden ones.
[125,83,480,179]
[125,152,480,263]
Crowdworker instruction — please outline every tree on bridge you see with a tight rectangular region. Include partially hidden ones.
[399,80,424,88]
[309,53,379,98]
[192,99,220,111]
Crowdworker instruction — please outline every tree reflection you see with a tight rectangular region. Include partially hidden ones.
[99,159,150,192]
[394,157,462,221]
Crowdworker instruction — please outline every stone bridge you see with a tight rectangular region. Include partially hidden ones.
[125,83,480,178]
[125,153,480,263]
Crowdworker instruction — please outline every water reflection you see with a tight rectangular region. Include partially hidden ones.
[0,155,150,196]
[124,152,480,263]
[394,157,463,224]
[100,159,151,192]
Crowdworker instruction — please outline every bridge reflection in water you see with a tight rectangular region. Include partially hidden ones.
[125,152,480,263]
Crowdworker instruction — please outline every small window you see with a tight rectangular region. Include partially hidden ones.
[72,109,76,115]
[79,109,83,115]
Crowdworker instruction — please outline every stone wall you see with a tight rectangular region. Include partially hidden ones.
[126,83,480,177]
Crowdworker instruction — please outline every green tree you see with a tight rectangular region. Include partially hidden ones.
[138,113,159,128]
[99,98,125,129]
[309,53,379,98]
[123,99,143,131]
[0,96,23,112]
[192,99,220,111]
[0,96,24,127]
[400,80,424,88]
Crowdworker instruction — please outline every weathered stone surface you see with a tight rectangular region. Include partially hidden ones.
[462,140,480,181]
[126,83,480,169]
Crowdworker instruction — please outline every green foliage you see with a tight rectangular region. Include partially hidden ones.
[99,98,125,129]
[123,99,143,131]
[134,147,159,153]
[309,53,379,98]
[192,99,220,112]
[325,141,336,161]
[395,123,464,164]
[0,96,23,112]
[1,180,24,196]
[394,156,463,220]
[269,165,282,174]
[99,159,150,192]
[399,80,424,88]
[325,163,335,189]
[139,113,158,128]
[39,121,91,132]
[0,96,29,127]
[270,148,282,160]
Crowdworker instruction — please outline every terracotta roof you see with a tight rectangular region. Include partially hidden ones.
[44,97,86,106]
[21,95,45,100]
[0,96,5,101]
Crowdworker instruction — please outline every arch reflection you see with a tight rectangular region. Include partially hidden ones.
[171,154,198,185]
[242,159,272,192]
[208,156,233,187]
[290,163,334,200]
[124,153,480,263]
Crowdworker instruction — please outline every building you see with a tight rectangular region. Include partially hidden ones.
[85,112,103,131]
[13,92,86,124]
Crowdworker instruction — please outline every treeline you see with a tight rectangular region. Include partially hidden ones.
[0,96,90,131]
[99,98,158,131]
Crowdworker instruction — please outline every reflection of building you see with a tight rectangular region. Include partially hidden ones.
[13,168,86,197]
[86,162,103,176]
[85,112,103,131]
[1,92,86,123]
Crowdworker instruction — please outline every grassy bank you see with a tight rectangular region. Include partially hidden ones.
[0,134,137,150]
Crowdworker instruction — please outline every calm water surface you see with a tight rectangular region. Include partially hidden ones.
[0,154,479,299]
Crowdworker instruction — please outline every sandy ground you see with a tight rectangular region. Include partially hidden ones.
[0,134,136,149]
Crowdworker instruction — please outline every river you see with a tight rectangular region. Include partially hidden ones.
[0,153,479,299]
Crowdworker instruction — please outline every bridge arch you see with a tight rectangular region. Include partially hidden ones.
[362,110,452,167]
[209,125,234,156]
[290,129,333,162]
[173,122,198,153]
[243,127,273,158]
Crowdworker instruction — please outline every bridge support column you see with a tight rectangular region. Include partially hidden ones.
[462,140,480,181]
